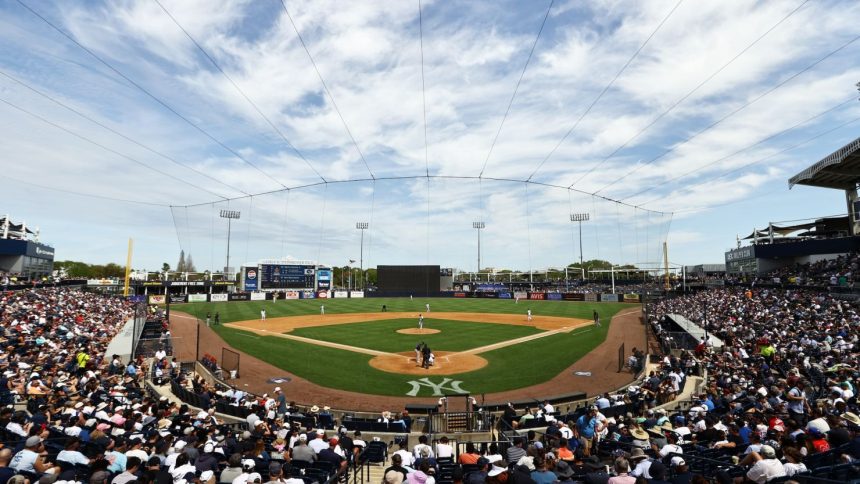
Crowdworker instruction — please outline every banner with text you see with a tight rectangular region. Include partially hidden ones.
[300,291,316,299]
[528,292,546,300]
[584,293,598,302]
[623,294,641,303]
[148,295,166,305]
[169,295,187,304]
[250,292,266,301]
[188,294,208,303]
[600,294,619,302]
[498,292,512,299]
[547,293,563,300]
[514,291,528,299]
[334,291,349,298]
[244,268,258,291]
[210,294,228,302]
[285,291,300,300]
[229,293,250,301]
[350,291,364,298]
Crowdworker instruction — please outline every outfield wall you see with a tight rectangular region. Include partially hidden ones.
[149,290,643,304]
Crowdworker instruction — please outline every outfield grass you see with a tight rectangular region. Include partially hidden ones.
[182,297,631,322]
[289,318,542,353]
[177,298,636,397]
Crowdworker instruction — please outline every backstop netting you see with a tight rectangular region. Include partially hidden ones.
[169,178,673,280]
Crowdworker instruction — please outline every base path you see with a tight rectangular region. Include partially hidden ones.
[169,308,644,412]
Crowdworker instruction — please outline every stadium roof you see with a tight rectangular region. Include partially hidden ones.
[789,135,860,189]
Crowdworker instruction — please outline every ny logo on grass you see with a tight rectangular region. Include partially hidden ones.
[405,378,469,396]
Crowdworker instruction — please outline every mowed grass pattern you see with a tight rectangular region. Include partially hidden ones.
[177,298,636,397]
[289,318,542,353]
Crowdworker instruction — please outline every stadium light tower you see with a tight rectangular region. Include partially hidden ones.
[473,221,485,274]
[570,213,589,280]
[219,210,241,279]
[356,222,368,289]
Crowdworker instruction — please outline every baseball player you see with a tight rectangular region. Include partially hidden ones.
[320,305,325,315]
[593,310,601,327]
[425,303,430,313]
[418,314,424,330]
[527,309,532,322]
[261,309,266,321]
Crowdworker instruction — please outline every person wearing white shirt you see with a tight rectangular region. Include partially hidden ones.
[308,431,329,454]
[435,436,454,459]
[393,443,414,467]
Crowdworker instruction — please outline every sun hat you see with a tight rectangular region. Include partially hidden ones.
[488,464,507,477]
[629,448,648,461]
[310,405,320,413]
[554,461,575,478]
[631,428,649,440]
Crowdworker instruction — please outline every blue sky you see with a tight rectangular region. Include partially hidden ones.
[1,0,858,273]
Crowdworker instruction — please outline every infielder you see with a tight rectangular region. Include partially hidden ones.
[593,310,601,327]
[320,305,325,315]
[527,309,532,322]
[260,309,266,321]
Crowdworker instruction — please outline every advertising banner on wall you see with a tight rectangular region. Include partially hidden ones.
[188,294,208,303]
[514,291,528,300]
[229,293,250,301]
[244,268,258,291]
[300,291,316,299]
[285,290,300,300]
[210,294,228,302]
[477,292,498,298]
[169,295,187,304]
[623,294,641,303]
[498,292,512,299]
[584,293,598,302]
[128,295,146,303]
[350,291,364,298]
[547,293,563,300]
[316,291,328,298]
[148,295,166,305]
[250,292,266,301]
[600,294,619,302]
[528,292,546,300]
[334,291,349,298]
[562,293,585,301]
[454,292,467,298]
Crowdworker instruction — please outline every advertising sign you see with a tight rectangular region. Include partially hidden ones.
[454,292,467,298]
[317,291,328,298]
[601,294,619,302]
[316,269,332,290]
[244,268,258,292]
[477,292,498,298]
[350,291,364,298]
[334,291,349,298]
[547,293,562,301]
[148,295,166,305]
[584,293,598,302]
[623,294,641,303]
[229,293,250,301]
[285,291,300,300]
[300,291,316,299]
[169,295,187,304]
[127,295,146,303]
[514,291,528,300]
[528,292,546,300]
[498,292,512,299]
[250,292,266,301]
[188,294,208,303]
[210,294,228,302]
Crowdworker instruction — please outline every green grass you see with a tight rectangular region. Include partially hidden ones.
[176,298,636,397]
[289,318,542,353]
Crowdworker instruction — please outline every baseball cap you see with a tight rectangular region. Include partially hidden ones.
[203,442,214,453]
[329,437,339,445]
[247,473,262,483]
[760,445,776,458]
[242,459,256,470]
[25,436,42,447]
[670,456,685,467]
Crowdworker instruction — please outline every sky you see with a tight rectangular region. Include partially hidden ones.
[1,0,859,274]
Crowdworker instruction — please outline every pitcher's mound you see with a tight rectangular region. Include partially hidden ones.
[397,328,440,335]
[369,351,487,375]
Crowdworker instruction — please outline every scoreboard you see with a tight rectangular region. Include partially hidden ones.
[260,264,315,289]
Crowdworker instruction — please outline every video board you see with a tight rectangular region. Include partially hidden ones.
[260,264,315,289]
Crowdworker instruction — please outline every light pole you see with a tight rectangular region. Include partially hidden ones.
[356,222,368,290]
[472,221,485,274]
[348,260,355,292]
[219,210,241,279]
[570,213,589,280]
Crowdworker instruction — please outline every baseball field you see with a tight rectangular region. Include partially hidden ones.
[178,297,637,398]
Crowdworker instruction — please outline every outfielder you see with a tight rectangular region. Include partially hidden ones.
[527,309,532,322]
